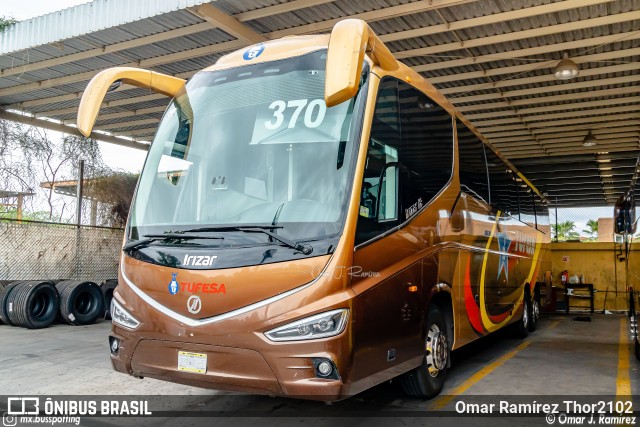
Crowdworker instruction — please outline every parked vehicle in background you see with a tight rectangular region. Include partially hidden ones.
[614,190,640,360]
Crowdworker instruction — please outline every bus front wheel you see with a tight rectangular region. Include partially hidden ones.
[400,305,448,398]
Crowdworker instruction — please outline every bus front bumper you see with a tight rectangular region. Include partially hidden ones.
[109,328,346,401]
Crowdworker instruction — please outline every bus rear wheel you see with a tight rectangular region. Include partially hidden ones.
[514,297,530,338]
[400,305,448,398]
[529,291,540,332]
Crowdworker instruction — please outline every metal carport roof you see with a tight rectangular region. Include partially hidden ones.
[0,0,638,206]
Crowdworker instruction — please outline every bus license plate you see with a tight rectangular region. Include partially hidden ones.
[177,351,207,374]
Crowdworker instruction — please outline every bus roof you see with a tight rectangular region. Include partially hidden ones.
[203,34,330,72]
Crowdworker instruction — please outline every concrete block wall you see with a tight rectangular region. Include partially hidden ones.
[550,242,640,312]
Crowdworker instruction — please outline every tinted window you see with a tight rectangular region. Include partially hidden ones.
[457,121,489,203]
[534,194,549,232]
[356,78,453,245]
[518,184,536,227]
[357,79,402,244]
[485,147,519,217]
[398,80,453,221]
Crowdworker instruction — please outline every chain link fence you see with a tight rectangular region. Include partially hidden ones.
[549,204,640,243]
[0,218,123,282]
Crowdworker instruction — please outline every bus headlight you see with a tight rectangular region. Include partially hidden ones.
[265,309,349,342]
[111,298,140,330]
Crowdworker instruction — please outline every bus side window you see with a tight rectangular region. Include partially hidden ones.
[534,195,550,232]
[485,147,519,218]
[519,188,536,228]
[457,121,489,204]
[397,81,453,220]
[355,78,453,246]
[356,79,401,245]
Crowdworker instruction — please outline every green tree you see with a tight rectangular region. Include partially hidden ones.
[554,220,579,241]
[0,208,51,222]
[0,16,17,32]
[582,219,599,240]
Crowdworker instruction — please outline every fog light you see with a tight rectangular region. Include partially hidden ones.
[109,336,120,354]
[317,361,332,376]
[312,358,339,379]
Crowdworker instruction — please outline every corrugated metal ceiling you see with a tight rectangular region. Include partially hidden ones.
[0,0,638,207]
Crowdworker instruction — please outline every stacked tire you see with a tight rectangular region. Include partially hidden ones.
[56,280,105,326]
[0,281,59,329]
[100,279,118,320]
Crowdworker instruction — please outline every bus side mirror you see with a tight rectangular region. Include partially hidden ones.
[77,67,185,137]
[614,193,636,234]
[325,19,397,107]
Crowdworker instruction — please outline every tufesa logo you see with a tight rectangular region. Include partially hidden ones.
[496,231,537,282]
[180,282,226,294]
[168,273,226,295]
[168,273,179,295]
[242,44,264,60]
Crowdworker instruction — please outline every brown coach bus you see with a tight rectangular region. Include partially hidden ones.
[78,19,551,400]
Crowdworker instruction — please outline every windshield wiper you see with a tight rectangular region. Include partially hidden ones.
[123,233,224,252]
[181,225,313,255]
[181,225,283,232]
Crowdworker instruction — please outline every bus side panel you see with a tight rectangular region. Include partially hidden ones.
[448,193,546,347]
[452,248,487,349]
[349,259,424,388]
[347,190,458,390]
[447,193,494,348]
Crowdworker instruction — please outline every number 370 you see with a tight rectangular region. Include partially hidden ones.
[264,99,326,130]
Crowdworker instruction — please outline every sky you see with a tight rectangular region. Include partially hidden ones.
[2,0,92,22]
[1,0,149,174]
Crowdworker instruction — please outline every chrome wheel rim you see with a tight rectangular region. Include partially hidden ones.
[522,300,529,329]
[426,323,447,377]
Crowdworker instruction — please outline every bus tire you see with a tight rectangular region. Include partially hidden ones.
[6,281,59,329]
[400,305,448,398]
[514,297,530,338]
[528,289,540,332]
[56,280,104,326]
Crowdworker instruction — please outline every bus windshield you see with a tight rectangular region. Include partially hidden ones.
[128,50,366,244]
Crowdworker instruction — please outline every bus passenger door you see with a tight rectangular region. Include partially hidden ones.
[350,258,423,382]
[349,77,456,384]
[351,138,424,380]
